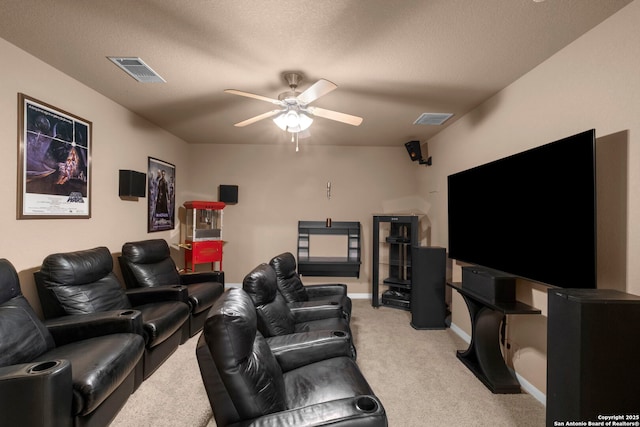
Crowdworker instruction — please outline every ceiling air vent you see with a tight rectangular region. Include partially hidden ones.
[108,57,166,83]
[413,113,453,126]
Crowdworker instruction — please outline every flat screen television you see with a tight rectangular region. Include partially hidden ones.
[447,129,596,289]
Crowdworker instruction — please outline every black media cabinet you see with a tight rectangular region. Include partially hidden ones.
[297,221,361,277]
[371,215,421,310]
[447,281,541,394]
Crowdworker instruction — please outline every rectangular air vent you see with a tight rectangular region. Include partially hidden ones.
[108,57,166,83]
[413,113,453,126]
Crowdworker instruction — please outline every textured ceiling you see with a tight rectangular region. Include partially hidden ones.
[0,0,632,147]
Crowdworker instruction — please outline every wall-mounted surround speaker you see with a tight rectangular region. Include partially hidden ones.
[404,140,432,165]
[219,185,238,204]
[119,170,146,197]
[405,140,423,161]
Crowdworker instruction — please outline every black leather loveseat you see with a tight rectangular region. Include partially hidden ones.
[196,287,387,426]
[34,246,191,380]
[119,238,224,340]
[0,258,145,427]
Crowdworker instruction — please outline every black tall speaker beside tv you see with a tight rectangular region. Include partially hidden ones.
[546,289,640,426]
[410,246,447,329]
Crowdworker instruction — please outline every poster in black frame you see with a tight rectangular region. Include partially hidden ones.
[147,157,175,232]
[17,93,92,219]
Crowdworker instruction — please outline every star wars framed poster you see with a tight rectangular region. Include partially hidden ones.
[147,157,175,232]
[17,93,91,219]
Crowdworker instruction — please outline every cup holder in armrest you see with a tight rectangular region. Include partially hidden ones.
[119,310,135,316]
[355,396,379,413]
[28,360,62,374]
[332,331,346,337]
[330,302,339,305]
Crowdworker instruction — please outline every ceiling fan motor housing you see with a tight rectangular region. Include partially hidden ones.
[283,72,303,90]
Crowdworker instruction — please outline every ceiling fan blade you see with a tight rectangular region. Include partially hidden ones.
[224,89,282,105]
[308,106,363,126]
[296,79,337,105]
[234,109,283,127]
[298,128,311,139]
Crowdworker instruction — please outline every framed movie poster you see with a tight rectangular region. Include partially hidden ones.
[148,157,175,232]
[17,93,92,219]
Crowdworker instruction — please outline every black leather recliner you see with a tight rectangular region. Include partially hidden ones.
[118,238,224,340]
[242,263,356,358]
[34,246,191,380]
[269,252,353,319]
[196,287,387,427]
[0,258,145,427]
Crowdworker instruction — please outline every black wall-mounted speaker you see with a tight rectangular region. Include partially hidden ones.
[119,170,146,197]
[219,185,238,204]
[405,140,423,161]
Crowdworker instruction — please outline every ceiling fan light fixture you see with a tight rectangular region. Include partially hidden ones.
[285,111,300,128]
[273,112,288,131]
[273,110,313,133]
[298,112,313,131]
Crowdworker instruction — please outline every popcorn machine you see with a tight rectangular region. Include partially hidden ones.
[182,201,225,271]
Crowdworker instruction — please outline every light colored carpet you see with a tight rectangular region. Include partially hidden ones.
[111,299,546,426]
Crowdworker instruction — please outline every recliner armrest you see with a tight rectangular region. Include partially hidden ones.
[0,360,73,427]
[290,301,342,322]
[180,270,224,287]
[304,283,348,298]
[228,395,387,427]
[265,330,353,371]
[125,285,189,306]
[43,310,144,346]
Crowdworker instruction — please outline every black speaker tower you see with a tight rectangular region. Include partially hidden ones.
[546,288,640,425]
[410,246,447,329]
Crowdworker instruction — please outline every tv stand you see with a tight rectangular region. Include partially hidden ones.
[447,281,541,393]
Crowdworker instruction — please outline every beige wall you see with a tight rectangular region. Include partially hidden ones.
[0,37,190,314]
[421,0,640,396]
[186,142,420,291]
[0,37,420,314]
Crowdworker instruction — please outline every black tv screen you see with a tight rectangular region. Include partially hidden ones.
[447,129,596,289]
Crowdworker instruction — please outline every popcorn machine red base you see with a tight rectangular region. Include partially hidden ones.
[182,201,225,271]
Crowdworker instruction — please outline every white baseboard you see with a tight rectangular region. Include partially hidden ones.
[449,321,546,406]
[449,322,471,344]
[515,372,546,406]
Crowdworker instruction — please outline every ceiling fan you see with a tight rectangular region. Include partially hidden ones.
[224,72,364,134]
